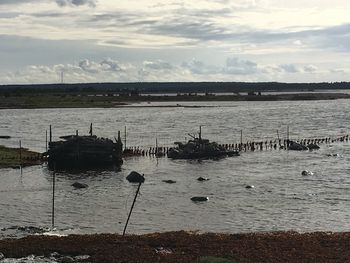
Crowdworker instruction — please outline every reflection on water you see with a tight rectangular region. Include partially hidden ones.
[0,100,349,237]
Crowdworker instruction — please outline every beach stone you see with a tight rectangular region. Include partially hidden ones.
[191,196,209,202]
[72,182,88,189]
[0,252,4,260]
[245,185,254,189]
[163,180,176,184]
[126,171,145,183]
[197,177,210,181]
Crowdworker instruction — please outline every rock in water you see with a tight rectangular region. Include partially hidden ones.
[126,171,145,183]
[307,143,320,150]
[72,182,88,189]
[59,256,75,263]
[245,185,254,189]
[191,196,209,202]
[163,180,176,184]
[197,177,210,181]
[301,170,314,176]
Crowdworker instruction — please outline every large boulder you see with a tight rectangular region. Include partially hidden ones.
[126,171,145,183]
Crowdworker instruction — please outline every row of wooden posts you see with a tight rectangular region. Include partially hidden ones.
[122,134,350,157]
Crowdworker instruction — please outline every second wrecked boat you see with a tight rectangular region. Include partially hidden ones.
[168,128,239,160]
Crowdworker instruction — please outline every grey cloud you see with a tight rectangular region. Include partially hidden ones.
[224,57,258,75]
[304,65,317,73]
[182,59,222,75]
[56,0,97,7]
[143,60,174,70]
[279,64,300,73]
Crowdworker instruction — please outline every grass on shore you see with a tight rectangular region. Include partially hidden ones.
[0,145,42,168]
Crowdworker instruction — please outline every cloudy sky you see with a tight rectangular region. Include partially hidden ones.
[1,0,350,84]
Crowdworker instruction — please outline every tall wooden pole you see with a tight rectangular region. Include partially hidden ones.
[123,179,143,236]
[199,126,202,141]
[45,130,48,152]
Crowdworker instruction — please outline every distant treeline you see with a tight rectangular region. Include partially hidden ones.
[0,82,350,95]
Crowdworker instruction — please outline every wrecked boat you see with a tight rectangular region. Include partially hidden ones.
[46,133,123,169]
[168,131,239,160]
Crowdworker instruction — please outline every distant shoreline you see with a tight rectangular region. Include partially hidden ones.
[0,92,349,109]
[0,231,349,262]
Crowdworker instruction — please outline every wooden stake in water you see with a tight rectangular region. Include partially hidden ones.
[124,126,127,150]
[19,140,22,166]
[52,165,56,229]
[277,130,280,146]
[45,130,48,152]
[123,178,143,236]
[240,130,243,145]
[49,125,52,143]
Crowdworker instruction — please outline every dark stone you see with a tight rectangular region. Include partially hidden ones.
[197,177,210,181]
[307,144,320,150]
[72,182,88,189]
[163,180,176,184]
[191,196,209,202]
[245,185,254,189]
[126,171,145,183]
[301,170,313,176]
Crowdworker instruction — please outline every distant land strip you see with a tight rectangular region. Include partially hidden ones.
[0,92,349,109]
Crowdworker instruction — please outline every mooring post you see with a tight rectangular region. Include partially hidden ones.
[52,164,56,229]
[124,126,127,150]
[19,140,22,166]
[89,123,93,136]
[199,126,202,141]
[45,130,48,152]
[49,125,52,143]
[155,137,158,154]
[123,176,144,236]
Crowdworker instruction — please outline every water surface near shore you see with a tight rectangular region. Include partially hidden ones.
[0,100,349,237]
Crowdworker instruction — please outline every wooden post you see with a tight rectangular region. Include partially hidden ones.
[155,137,158,154]
[277,130,280,146]
[76,130,78,136]
[124,126,127,150]
[45,130,48,152]
[199,126,202,141]
[89,123,93,136]
[240,130,243,145]
[123,178,143,236]
[49,125,52,143]
[287,125,290,149]
[52,165,56,229]
[19,140,22,166]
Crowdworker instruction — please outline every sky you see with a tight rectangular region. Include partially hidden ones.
[1,0,350,84]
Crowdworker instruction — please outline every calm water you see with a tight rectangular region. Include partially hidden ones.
[0,100,349,238]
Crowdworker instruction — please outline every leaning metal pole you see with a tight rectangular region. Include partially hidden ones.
[123,178,143,236]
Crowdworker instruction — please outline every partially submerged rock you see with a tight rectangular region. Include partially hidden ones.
[163,180,176,184]
[307,143,320,150]
[72,182,88,189]
[197,177,210,181]
[245,185,255,189]
[126,171,145,183]
[301,170,314,176]
[191,196,209,202]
